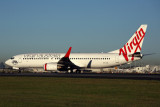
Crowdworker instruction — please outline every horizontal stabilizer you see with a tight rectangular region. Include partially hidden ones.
[128,52,142,57]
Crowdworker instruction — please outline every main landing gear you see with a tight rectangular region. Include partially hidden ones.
[76,70,81,74]
[67,69,81,74]
[18,69,22,73]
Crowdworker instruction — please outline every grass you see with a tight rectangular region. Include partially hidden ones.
[0,77,160,107]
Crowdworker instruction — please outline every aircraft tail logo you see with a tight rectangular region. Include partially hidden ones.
[119,25,147,61]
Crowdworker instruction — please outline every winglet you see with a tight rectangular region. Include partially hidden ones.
[64,47,72,58]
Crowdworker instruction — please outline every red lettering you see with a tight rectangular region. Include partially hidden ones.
[127,43,131,52]
[130,41,133,49]
[119,45,128,61]
[132,36,141,50]
[136,31,140,40]
[131,54,134,61]
[138,28,145,37]
[119,28,145,61]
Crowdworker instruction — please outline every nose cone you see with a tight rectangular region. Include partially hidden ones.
[5,60,12,66]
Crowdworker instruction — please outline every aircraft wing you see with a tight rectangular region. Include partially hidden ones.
[57,47,81,71]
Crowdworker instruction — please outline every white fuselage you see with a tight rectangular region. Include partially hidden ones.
[5,53,140,70]
[5,25,147,72]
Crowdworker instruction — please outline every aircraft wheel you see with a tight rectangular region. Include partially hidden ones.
[68,69,73,73]
[18,70,21,73]
[76,70,81,74]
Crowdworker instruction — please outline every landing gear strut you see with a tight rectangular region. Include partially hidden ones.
[76,70,81,74]
[70,69,73,73]
[18,69,21,73]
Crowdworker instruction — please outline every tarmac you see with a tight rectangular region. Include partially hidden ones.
[0,72,160,80]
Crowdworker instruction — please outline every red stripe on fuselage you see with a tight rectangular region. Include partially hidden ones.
[44,63,47,71]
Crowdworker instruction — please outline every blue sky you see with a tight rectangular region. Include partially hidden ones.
[0,0,160,65]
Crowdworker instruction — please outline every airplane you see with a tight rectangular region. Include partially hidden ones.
[5,25,147,73]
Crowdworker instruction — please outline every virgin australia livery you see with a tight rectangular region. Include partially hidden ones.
[5,25,147,73]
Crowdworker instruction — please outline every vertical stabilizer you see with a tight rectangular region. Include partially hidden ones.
[109,25,147,61]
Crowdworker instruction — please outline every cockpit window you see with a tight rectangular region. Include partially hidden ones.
[11,57,15,59]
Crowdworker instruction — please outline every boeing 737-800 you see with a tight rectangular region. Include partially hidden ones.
[5,25,147,73]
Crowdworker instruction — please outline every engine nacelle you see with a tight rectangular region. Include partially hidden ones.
[44,63,58,71]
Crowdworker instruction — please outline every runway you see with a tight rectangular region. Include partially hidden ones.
[0,73,160,80]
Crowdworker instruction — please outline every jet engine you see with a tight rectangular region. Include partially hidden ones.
[44,63,68,71]
[44,63,58,71]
